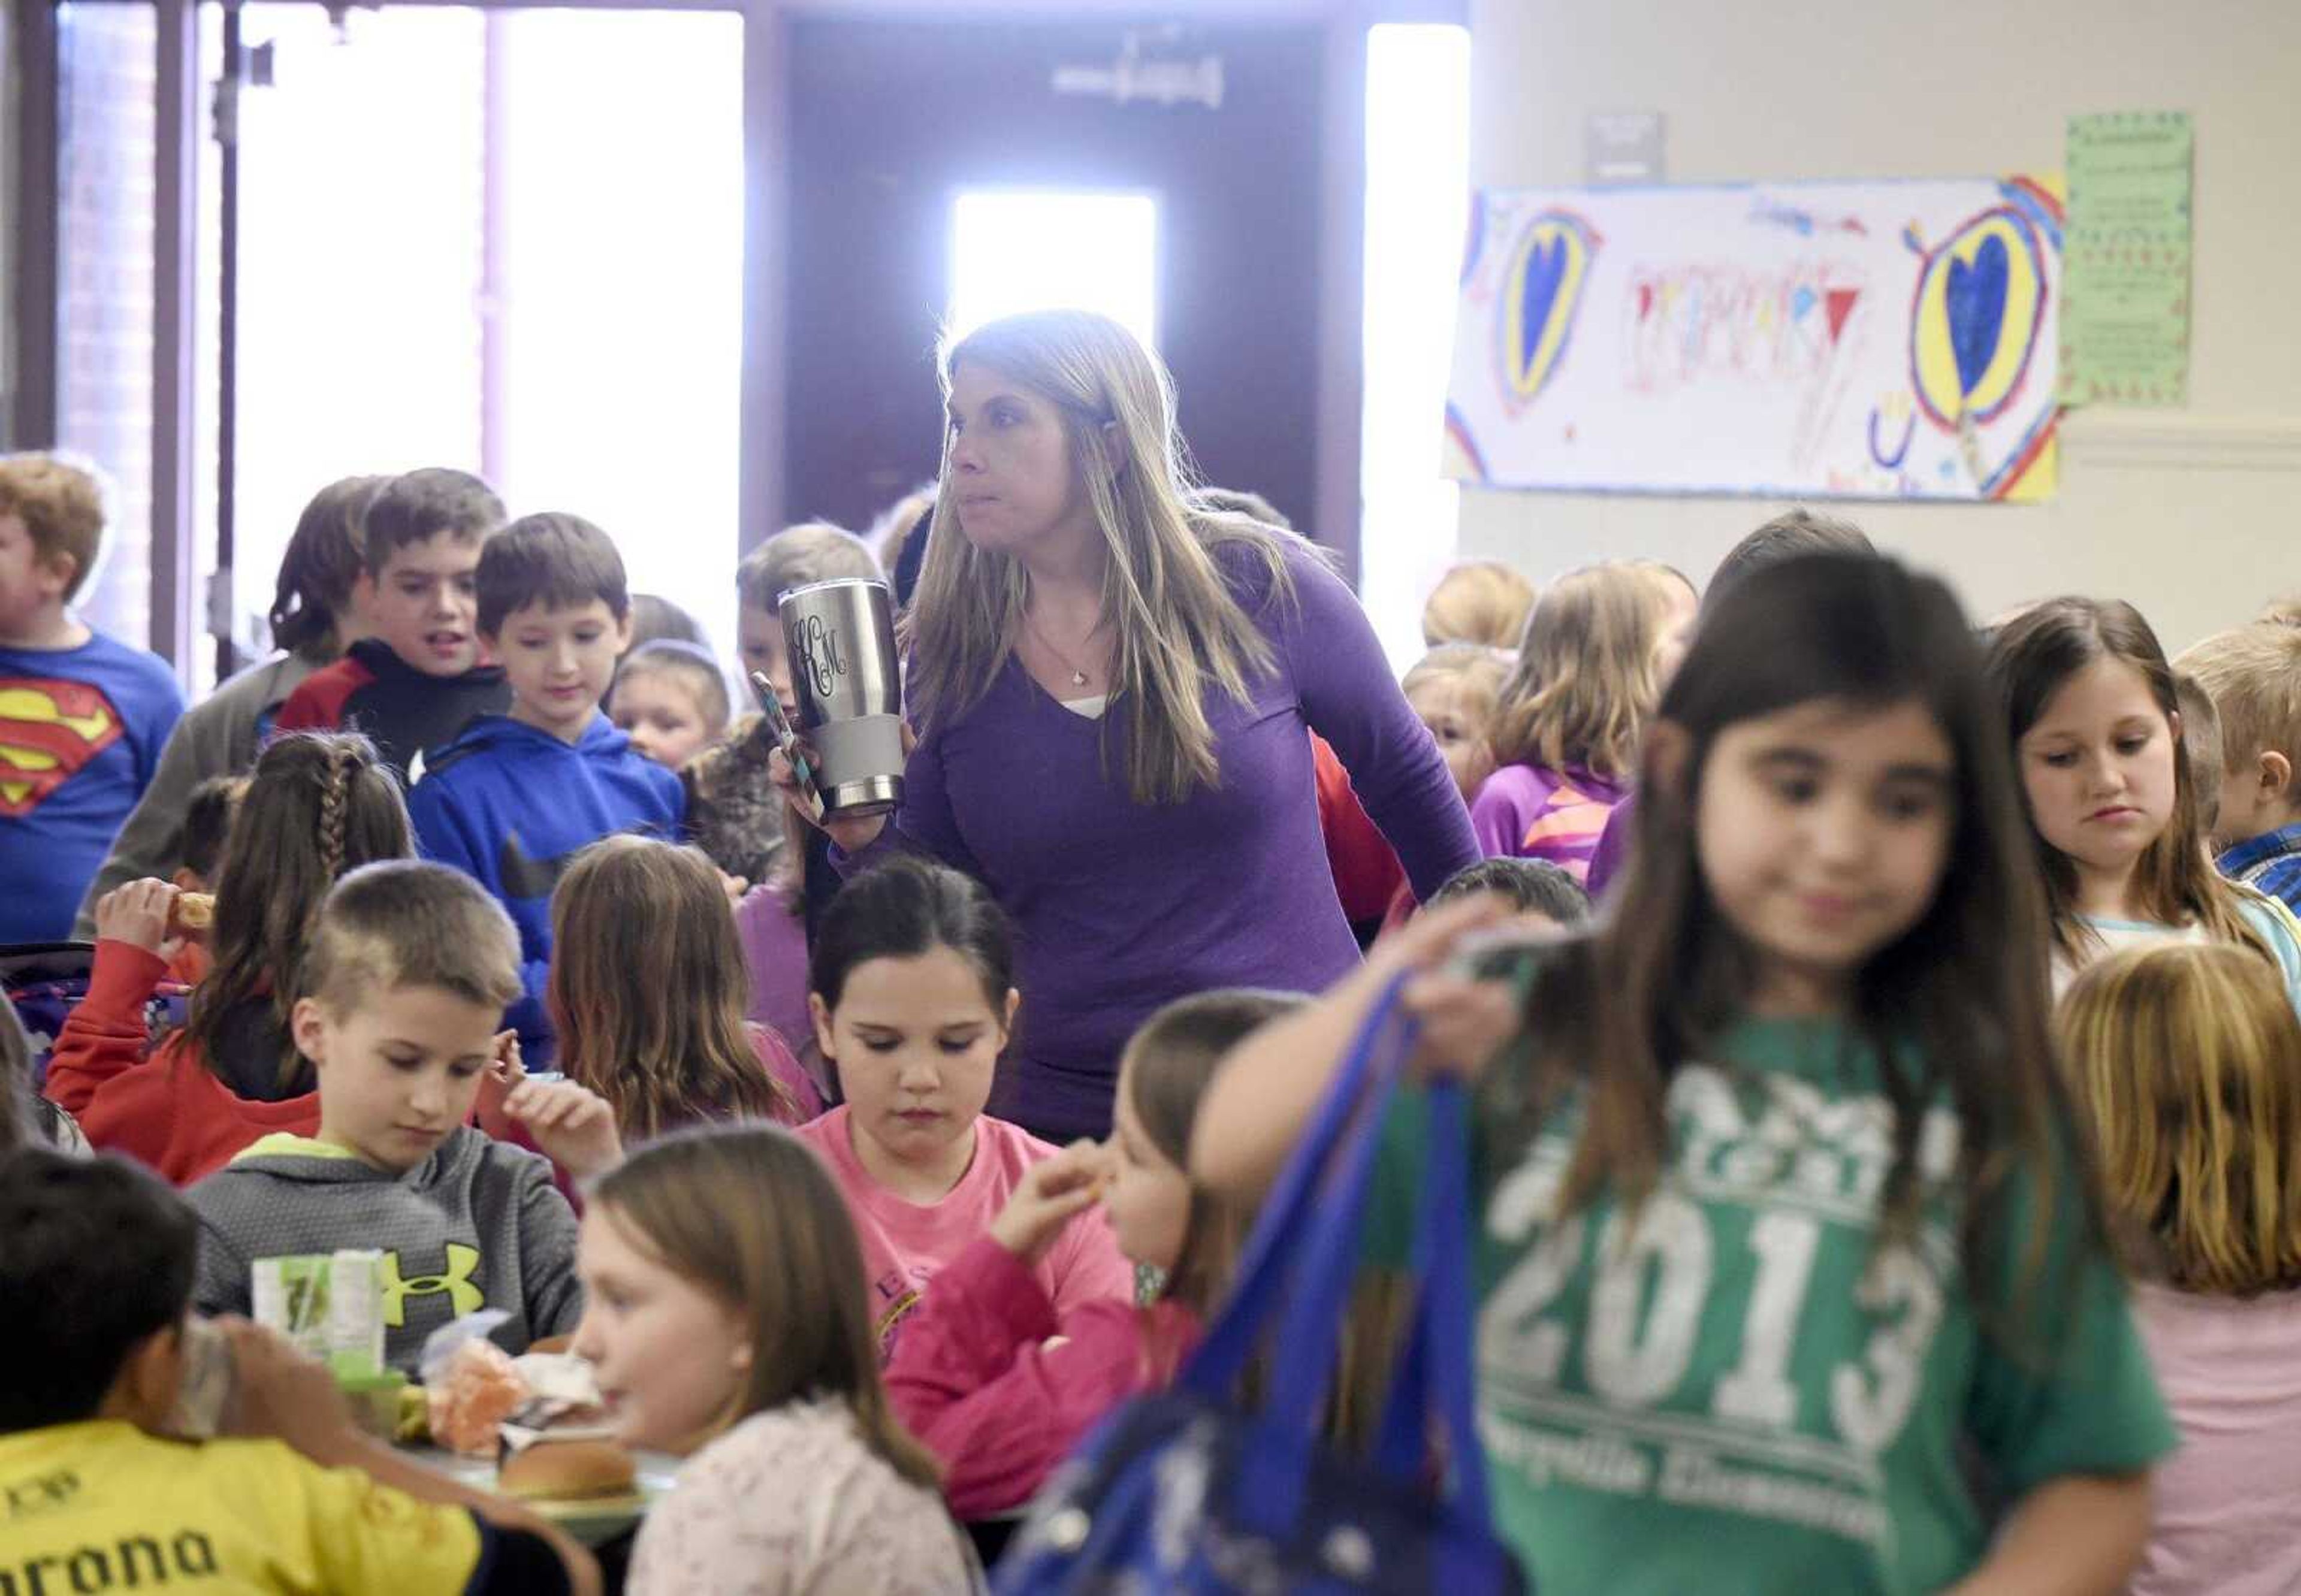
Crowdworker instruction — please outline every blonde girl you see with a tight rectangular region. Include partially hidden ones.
[1986,597,2301,1005]
[1404,642,1511,803]
[1422,560,1538,649]
[1198,553,2176,1594]
[1470,561,1661,879]
[775,309,1476,1143]
[2060,942,2301,1596]
[546,835,819,1140]
[609,639,730,772]
[573,1126,978,1594]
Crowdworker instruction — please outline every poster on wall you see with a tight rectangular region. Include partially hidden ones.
[2061,111,2191,407]
[1443,177,2064,502]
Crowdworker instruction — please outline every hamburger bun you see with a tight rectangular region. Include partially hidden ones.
[496,1438,637,1502]
[169,892,215,935]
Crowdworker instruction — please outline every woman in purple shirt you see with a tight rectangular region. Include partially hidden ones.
[785,310,1476,1141]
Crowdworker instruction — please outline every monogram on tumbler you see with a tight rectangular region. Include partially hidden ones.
[778,578,905,818]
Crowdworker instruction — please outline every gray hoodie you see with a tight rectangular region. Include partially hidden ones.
[186,1125,582,1375]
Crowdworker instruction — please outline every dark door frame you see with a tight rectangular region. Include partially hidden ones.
[4,0,1465,669]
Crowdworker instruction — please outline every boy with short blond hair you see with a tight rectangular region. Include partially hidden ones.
[406,514,683,1057]
[186,860,612,1373]
[273,467,510,781]
[2176,621,2301,911]
[0,453,183,942]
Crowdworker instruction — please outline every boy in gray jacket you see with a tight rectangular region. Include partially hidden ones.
[187,860,617,1374]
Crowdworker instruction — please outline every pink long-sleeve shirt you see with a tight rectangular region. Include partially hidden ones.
[885,1234,1199,1519]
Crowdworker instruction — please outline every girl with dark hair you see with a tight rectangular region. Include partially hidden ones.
[1197,554,2176,1593]
[572,1125,978,1593]
[44,732,411,1182]
[1986,596,2301,1006]
[793,857,1133,1364]
[71,474,384,933]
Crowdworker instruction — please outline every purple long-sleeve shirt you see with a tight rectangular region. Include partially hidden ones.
[849,536,1477,1141]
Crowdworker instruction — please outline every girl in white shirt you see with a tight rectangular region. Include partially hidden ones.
[571,1125,977,1595]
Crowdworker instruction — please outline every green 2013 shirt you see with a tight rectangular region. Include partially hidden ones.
[1373,1014,2175,1595]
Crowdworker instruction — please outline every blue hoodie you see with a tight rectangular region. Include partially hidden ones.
[406,712,683,1057]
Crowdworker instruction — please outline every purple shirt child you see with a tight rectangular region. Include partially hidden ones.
[1467,761,1629,884]
[847,536,1476,1142]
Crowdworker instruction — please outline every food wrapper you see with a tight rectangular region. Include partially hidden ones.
[425,1337,530,1458]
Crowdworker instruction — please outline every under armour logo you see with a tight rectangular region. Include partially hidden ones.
[497,832,578,901]
[381,1244,485,1326]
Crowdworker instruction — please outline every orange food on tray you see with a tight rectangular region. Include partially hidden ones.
[427,1340,529,1458]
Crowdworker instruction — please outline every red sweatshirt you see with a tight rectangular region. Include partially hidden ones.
[41,941,320,1185]
[884,1234,1201,1521]
[1312,734,1408,925]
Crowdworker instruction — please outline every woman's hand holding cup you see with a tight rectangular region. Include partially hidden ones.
[768,734,910,856]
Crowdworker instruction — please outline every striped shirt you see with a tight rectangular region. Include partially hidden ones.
[1468,762,1629,882]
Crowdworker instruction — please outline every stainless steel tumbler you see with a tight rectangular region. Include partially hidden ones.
[778,577,905,818]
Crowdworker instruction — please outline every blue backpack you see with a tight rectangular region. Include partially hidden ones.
[995,974,1528,1594]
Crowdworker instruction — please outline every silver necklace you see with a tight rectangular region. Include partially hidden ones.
[1024,610,1097,688]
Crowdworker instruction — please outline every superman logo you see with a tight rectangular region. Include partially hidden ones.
[0,679,124,817]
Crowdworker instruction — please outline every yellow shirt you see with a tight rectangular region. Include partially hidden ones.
[0,1420,483,1594]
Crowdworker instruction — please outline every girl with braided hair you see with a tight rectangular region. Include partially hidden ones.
[44,733,410,1183]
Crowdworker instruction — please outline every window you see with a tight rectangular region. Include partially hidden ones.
[227,5,744,662]
[947,189,1159,351]
[1360,23,1470,671]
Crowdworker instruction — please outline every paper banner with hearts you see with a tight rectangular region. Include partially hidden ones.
[1910,207,2046,431]
[1494,210,1598,413]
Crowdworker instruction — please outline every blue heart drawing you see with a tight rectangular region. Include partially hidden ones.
[1517,232,1568,373]
[1791,285,1816,321]
[1944,234,2009,399]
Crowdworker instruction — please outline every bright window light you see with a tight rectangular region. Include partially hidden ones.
[1361,23,1470,673]
[949,190,1158,349]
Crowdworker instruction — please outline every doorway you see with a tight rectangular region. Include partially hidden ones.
[782,16,1326,540]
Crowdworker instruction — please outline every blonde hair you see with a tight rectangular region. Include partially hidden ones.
[2060,942,2301,1296]
[736,522,879,613]
[2176,622,2301,770]
[1421,561,1536,649]
[590,1126,941,1487]
[548,836,796,1139]
[912,310,1294,805]
[615,641,732,745]
[2261,594,2301,628]
[1402,642,1509,719]
[1632,560,1698,613]
[0,454,106,601]
[1487,563,1662,780]
[304,860,523,1019]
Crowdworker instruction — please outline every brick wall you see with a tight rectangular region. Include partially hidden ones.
[55,5,158,651]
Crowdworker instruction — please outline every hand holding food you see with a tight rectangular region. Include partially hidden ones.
[988,1139,1108,1265]
[92,878,187,959]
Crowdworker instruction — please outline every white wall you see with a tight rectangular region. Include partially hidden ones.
[1452,0,2301,654]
